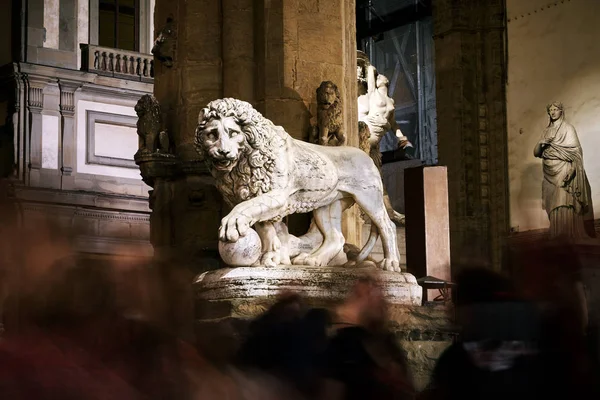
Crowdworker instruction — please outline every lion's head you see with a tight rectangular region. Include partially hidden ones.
[152,17,176,67]
[194,98,285,204]
[316,81,341,110]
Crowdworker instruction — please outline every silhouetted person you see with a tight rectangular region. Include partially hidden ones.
[235,293,331,398]
[324,277,415,400]
[422,268,580,400]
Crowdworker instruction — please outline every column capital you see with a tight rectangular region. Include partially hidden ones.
[57,79,82,115]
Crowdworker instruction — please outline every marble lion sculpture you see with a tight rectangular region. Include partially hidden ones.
[194,98,401,272]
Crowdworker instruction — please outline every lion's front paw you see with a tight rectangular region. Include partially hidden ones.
[292,252,310,266]
[378,258,401,272]
[261,251,281,268]
[219,213,251,242]
[292,252,329,267]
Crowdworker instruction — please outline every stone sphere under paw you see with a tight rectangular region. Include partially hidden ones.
[218,227,262,267]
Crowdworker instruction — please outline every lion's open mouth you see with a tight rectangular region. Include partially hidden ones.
[213,158,236,170]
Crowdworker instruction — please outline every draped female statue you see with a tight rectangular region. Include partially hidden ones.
[533,102,594,238]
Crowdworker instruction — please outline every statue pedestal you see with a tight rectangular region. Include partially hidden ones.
[194,264,422,306]
[193,265,453,391]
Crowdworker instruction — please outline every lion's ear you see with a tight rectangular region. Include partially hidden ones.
[197,109,206,124]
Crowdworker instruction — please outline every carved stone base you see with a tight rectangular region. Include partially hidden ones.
[193,265,449,391]
[194,264,422,306]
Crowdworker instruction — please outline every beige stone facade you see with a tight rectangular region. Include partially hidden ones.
[0,0,155,263]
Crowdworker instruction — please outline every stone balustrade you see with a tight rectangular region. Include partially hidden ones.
[81,44,154,82]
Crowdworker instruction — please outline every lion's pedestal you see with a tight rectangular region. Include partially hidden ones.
[193,265,453,391]
[194,265,422,305]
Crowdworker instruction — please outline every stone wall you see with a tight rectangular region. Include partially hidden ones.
[433,0,509,271]
[195,296,454,392]
[506,0,600,233]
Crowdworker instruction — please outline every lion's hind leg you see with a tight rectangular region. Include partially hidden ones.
[292,201,346,267]
[353,191,401,272]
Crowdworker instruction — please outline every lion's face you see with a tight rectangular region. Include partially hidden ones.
[197,116,246,172]
[317,82,339,110]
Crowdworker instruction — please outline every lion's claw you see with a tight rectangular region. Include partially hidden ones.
[378,258,401,272]
[261,251,281,268]
[292,252,329,267]
[219,213,251,242]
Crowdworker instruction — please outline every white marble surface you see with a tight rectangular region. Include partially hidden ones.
[94,122,138,160]
[148,0,155,51]
[194,265,422,306]
[43,0,60,49]
[76,99,141,179]
[507,0,600,232]
[196,98,402,272]
[77,0,89,70]
[41,114,59,169]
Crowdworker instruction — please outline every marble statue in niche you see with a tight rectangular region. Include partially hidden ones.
[533,102,595,238]
[356,50,411,225]
[194,98,402,272]
[310,81,346,146]
[135,94,172,155]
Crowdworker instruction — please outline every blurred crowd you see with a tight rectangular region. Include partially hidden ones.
[1,180,599,399]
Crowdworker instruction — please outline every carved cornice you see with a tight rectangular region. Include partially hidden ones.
[508,0,573,23]
[73,235,153,256]
[20,203,150,222]
[11,62,151,99]
[80,82,152,101]
[74,209,150,222]
[13,185,150,212]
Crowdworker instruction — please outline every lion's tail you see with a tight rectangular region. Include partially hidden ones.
[355,223,379,262]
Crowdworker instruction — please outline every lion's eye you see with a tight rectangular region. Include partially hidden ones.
[206,131,218,141]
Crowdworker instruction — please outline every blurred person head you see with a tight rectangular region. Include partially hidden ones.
[335,275,387,331]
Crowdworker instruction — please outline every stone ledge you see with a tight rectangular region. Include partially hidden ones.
[194,265,423,306]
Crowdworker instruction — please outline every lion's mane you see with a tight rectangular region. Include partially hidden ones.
[195,98,286,206]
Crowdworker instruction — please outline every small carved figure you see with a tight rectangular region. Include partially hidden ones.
[533,102,595,238]
[357,50,370,96]
[152,18,176,68]
[135,94,170,154]
[310,81,345,146]
[195,98,401,271]
[356,59,409,225]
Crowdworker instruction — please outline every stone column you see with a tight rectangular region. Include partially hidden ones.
[25,78,44,186]
[433,0,508,271]
[58,80,79,188]
[405,166,451,297]
[222,0,255,102]
[253,0,361,243]
[149,0,225,273]
[153,0,223,161]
